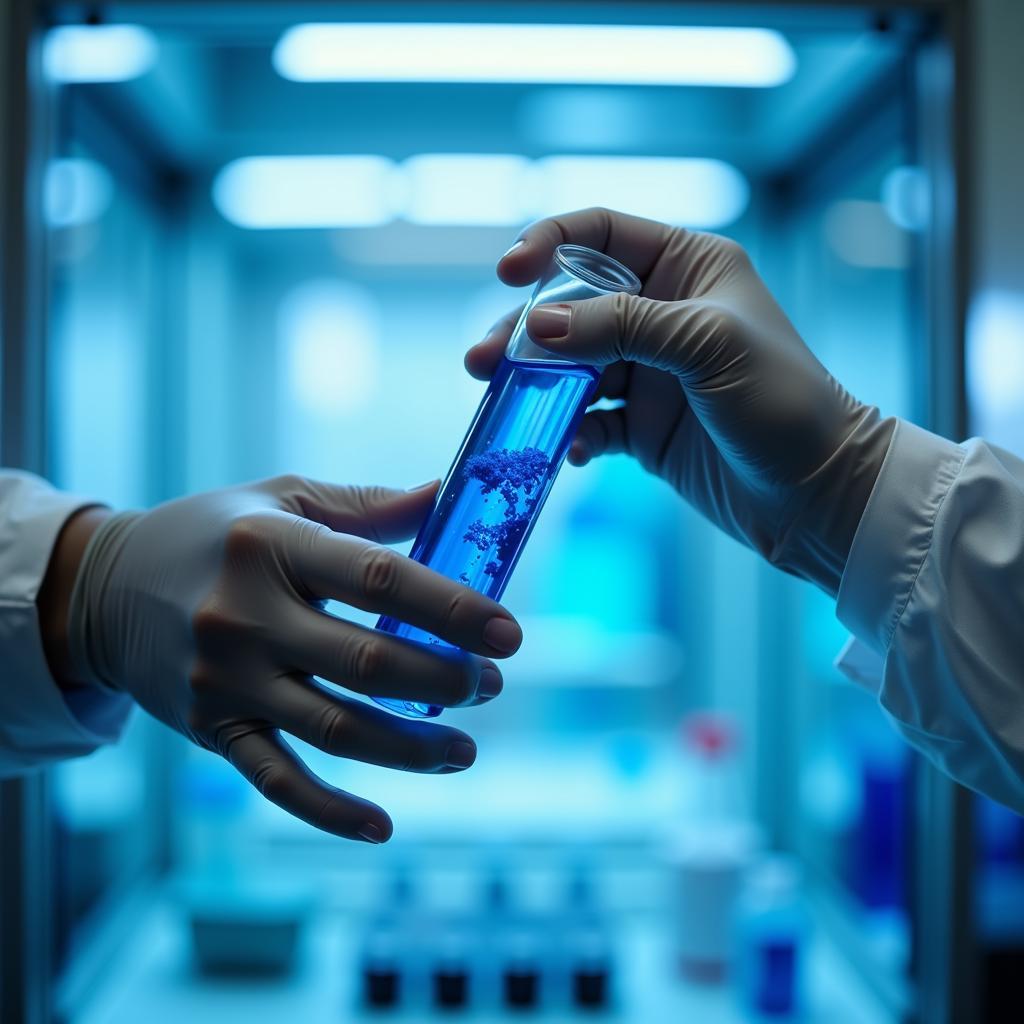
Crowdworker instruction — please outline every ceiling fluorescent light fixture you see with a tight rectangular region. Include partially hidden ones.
[968,290,1024,417]
[273,23,796,88]
[403,154,531,226]
[535,156,750,229]
[43,25,158,83]
[213,154,749,230]
[212,156,399,228]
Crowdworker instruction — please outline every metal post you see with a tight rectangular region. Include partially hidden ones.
[909,4,976,1022]
[0,2,56,1022]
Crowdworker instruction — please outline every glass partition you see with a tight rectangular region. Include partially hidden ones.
[762,121,923,1012]
[34,5,942,1022]
[45,123,170,983]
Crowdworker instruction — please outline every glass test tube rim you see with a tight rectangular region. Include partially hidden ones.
[550,244,642,300]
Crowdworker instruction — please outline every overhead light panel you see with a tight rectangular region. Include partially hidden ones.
[535,157,750,229]
[212,154,750,231]
[43,25,158,83]
[212,156,399,229]
[968,290,1024,418]
[273,23,796,88]
[403,154,531,226]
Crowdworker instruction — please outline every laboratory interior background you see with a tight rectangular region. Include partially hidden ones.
[1,1,1022,1022]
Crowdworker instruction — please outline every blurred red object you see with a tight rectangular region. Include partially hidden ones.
[681,712,739,761]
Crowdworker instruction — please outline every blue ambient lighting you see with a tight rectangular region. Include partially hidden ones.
[968,290,1024,418]
[520,89,658,150]
[824,200,909,269]
[212,156,399,229]
[44,158,114,227]
[403,155,531,226]
[279,281,379,416]
[43,25,158,83]
[881,166,930,232]
[534,156,750,229]
[273,23,796,88]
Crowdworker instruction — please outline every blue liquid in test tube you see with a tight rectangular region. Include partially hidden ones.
[375,245,641,717]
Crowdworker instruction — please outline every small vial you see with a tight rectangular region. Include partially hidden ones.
[434,969,468,1010]
[502,929,543,1010]
[375,245,641,717]
[570,926,613,1011]
[504,965,540,1009]
[431,929,472,1010]
[734,856,806,1019]
[361,929,402,1010]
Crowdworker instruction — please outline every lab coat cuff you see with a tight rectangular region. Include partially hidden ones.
[836,419,966,655]
[0,475,131,771]
[833,636,886,694]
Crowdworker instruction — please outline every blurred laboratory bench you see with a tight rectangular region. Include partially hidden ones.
[69,884,892,1024]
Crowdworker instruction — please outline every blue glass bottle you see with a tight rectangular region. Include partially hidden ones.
[734,856,807,1020]
[375,245,641,717]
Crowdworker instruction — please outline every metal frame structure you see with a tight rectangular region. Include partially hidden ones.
[0,3,55,1023]
[909,6,976,1019]
[44,87,181,1023]
[0,2,974,1022]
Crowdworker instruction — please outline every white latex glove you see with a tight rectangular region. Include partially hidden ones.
[467,208,895,595]
[67,475,522,842]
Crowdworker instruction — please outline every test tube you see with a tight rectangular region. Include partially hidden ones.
[375,244,641,717]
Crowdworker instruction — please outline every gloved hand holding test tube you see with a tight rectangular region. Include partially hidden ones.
[374,245,641,718]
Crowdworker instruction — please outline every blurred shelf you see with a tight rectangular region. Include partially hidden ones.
[72,890,895,1024]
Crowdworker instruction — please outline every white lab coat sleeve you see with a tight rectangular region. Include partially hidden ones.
[0,470,131,774]
[836,419,1024,811]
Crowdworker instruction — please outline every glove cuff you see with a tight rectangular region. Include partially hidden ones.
[771,407,897,597]
[67,510,145,693]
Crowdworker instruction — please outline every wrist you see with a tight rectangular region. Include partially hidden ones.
[773,409,896,597]
[38,505,114,691]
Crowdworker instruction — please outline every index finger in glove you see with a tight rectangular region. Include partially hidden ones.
[221,723,393,842]
[497,208,677,288]
[286,527,523,658]
[464,304,523,381]
[280,609,502,708]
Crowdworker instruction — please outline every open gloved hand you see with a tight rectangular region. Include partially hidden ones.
[466,208,895,596]
[62,475,522,842]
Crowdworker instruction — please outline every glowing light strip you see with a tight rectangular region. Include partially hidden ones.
[212,156,399,228]
[213,153,750,230]
[43,25,158,83]
[273,23,796,88]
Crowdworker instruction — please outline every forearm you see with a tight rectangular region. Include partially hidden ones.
[837,422,1024,810]
[37,505,112,689]
[0,470,131,769]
